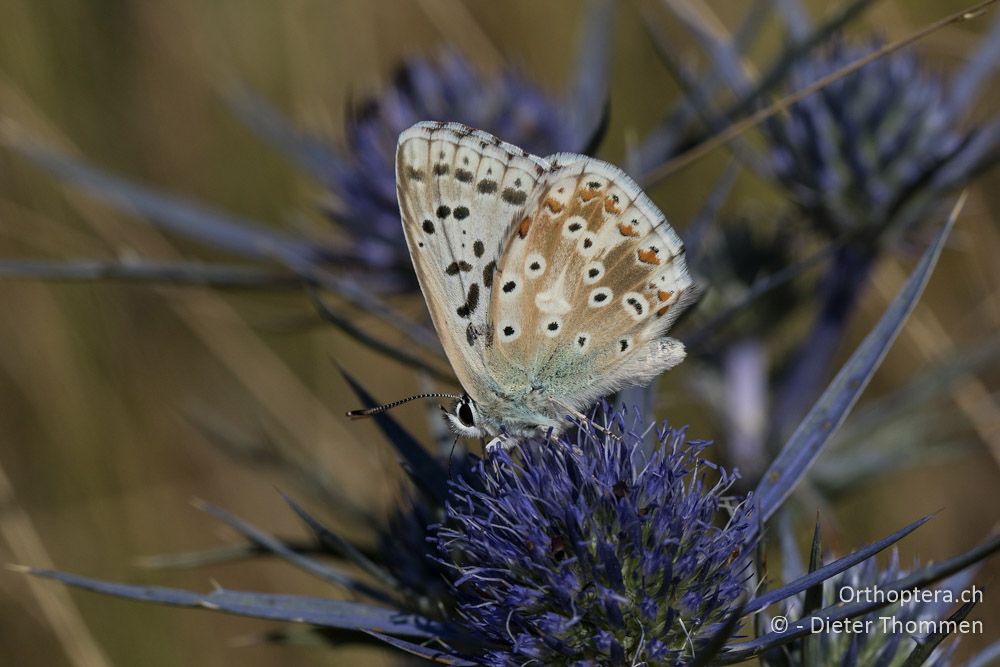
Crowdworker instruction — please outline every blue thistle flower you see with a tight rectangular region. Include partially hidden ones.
[434,411,756,665]
[764,39,973,240]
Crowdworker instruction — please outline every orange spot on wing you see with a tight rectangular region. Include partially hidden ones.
[518,216,532,239]
[580,189,601,202]
[543,197,564,214]
[656,304,671,317]
[604,197,621,214]
[638,248,661,265]
[658,290,674,302]
[618,222,640,237]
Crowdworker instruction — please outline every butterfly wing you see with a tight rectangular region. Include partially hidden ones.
[487,153,696,414]
[396,122,549,400]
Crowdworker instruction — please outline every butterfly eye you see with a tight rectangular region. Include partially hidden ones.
[457,400,476,427]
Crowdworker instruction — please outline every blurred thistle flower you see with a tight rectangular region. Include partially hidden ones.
[435,413,756,665]
[233,2,613,289]
[690,216,804,346]
[758,2,1000,244]
[764,547,963,667]
[754,23,1000,437]
[763,40,976,242]
[319,51,594,277]
[635,4,1000,232]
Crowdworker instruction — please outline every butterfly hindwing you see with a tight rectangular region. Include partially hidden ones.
[396,121,548,399]
[487,154,695,412]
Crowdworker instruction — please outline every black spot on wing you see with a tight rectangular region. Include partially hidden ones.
[405,167,425,181]
[454,206,470,220]
[455,168,474,183]
[477,179,498,194]
[445,261,473,276]
[422,220,435,234]
[436,205,451,219]
[456,283,480,319]
[502,188,528,206]
[433,163,449,176]
[473,240,485,257]
[482,260,496,288]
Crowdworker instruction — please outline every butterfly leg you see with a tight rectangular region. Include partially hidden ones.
[485,436,515,454]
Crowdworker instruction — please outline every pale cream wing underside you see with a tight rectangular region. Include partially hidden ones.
[487,154,696,409]
[396,121,548,399]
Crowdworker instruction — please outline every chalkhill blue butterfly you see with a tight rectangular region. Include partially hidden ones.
[349,121,695,441]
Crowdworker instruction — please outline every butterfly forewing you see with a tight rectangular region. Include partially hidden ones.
[487,154,695,411]
[396,122,548,400]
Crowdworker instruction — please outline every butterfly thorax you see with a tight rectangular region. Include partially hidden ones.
[472,382,566,438]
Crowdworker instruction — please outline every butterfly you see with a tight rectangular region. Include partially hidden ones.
[350,121,695,441]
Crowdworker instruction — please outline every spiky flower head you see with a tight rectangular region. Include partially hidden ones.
[765,40,965,240]
[323,50,589,279]
[767,550,958,667]
[435,410,756,666]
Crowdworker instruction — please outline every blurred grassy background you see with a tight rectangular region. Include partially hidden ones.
[0,1,998,664]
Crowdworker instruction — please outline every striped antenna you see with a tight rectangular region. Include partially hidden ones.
[346,392,464,419]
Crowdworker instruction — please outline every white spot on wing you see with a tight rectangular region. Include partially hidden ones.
[561,215,587,239]
[541,318,562,337]
[499,275,521,301]
[524,253,546,279]
[588,287,613,307]
[583,261,604,285]
[577,231,599,257]
[621,291,649,322]
[498,320,521,342]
